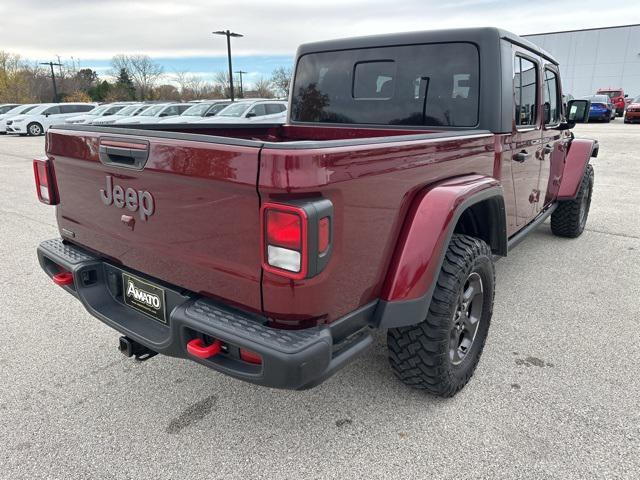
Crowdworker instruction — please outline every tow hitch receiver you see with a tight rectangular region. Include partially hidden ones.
[186,338,222,359]
[118,336,157,361]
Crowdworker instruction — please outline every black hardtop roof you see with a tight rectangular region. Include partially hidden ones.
[296,27,558,65]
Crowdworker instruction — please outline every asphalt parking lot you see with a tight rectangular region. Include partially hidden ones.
[1,123,638,479]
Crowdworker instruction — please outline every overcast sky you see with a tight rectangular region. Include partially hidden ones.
[2,0,639,82]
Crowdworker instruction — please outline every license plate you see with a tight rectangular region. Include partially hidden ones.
[122,272,167,324]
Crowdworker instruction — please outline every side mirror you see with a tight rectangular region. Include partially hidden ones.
[159,112,168,117]
[559,99,590,129]
[624,94,628,98]
[245,112,256,118]
[45,113,50,117]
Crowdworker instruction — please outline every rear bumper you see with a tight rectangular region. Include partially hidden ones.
[624,112,640,122]
[37,238,373,390]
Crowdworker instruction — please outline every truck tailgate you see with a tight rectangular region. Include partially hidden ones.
[46,128,263,312]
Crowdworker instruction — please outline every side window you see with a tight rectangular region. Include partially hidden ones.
[513,56,538,127]
[248,104,267,117]
[177,105,190,114]
[44,106,61,115]
[161,106,178,116]
[59,105,77,114]
[353,61,396,99]
[76,105,94,113]
[543,69,560,125]
[265,104,284,115]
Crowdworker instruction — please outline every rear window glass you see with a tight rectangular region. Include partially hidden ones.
[291,42,479,127]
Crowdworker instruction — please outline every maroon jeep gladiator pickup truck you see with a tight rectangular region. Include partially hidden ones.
[35,28,597,396]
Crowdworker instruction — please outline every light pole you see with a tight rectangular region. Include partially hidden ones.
[40,61,63,102]
[235,70,247,98]
[212,30,243,101]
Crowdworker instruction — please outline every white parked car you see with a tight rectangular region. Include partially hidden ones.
[0,104,38,134]
[65,104,128,125]
[6,103,97,136]
[157,100,233,124]
[113,103,191,124]
[193,100,287,124]
[89,104,149,125]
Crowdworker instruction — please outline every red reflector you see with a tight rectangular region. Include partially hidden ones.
[266,210,302,250]
[240,348,262,364]
[186,338,222,359]
[318,217,330,253]
[52,271,74,286]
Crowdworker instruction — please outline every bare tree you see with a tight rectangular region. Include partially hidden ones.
[213,71,232,98]
[270,66,292,98]
[252,77,275,98]
[111,54,164,100]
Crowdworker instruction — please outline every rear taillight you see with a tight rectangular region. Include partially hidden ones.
[33,159,58,205]
[261,200,333,280]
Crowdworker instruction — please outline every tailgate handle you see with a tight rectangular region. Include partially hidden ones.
[98,138,150,170]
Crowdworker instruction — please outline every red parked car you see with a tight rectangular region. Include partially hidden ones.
[35,28,597,396]
[597,88,628,116]
[624,95,640,123]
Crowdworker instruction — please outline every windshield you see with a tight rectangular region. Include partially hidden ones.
[218,102,251,117]
[105,105,125,115]
[87,105,110,116]
[23,104,52,115]
[598,90,621,99]
[182,103,212,116]
[139,105,165,116]
[116,105,141,116]
[6,105,36,115]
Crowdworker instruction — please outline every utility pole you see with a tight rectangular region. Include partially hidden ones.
[235,70,247,98]
[212,29,243,101]
[40,61,63,102]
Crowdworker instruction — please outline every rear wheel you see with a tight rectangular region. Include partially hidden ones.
[27,122,43,136]
[387,234,495,397]
[551,164,594,238]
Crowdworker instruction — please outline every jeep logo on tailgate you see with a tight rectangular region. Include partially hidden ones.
[100,175,155,220]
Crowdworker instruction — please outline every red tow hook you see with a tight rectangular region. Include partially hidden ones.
[186,338,222,359]
[52,271,74,286]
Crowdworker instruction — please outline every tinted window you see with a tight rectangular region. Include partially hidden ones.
[161,105,180,116]
[514,56,538,127]
[43,106,61,115]
[265,104,285,115]
[75,105,94,113]
[177,105,190,114]
[248,104,267,117]
[291,43,479,127]
[543,69,560,125]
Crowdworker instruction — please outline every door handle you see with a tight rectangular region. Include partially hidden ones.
[512,150,531,162]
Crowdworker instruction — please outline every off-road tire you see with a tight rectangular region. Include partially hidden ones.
[387,234,495,397]
[27,122,43,136]
[551,164,594,238]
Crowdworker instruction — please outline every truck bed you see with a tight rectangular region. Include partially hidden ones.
[47,123,496,325]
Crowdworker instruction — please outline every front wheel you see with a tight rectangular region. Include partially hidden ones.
[387,234,495,397]
[27,122,43,136]
[551,164,594,238]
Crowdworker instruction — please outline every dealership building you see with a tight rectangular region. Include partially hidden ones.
[523,24,640,99]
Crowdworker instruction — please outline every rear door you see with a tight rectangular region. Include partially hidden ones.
[47,129,264,311]
[508,50,544,226]
[539,65,567,208]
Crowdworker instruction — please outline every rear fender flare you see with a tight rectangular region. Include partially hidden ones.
[558,138,598,200]
[373,175,506,329]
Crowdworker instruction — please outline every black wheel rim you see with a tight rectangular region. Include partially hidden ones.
[449,272,484,366]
